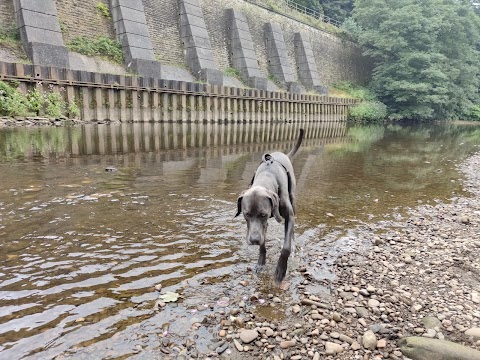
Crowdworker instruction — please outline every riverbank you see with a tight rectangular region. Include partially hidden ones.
[155,151,480,359]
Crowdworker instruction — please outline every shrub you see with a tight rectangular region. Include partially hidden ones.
[67,100,81,118]
[68,36,124,64]
[348,101,388,123]
[45,92,66,118]
[0,81,28,116]
[464,105,480,121]
[333,82,377,101]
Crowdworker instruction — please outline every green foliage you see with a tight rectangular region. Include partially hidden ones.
[463,104,480,121]
[67,100,81,119]
[0,81,79,119]
[0,81,28,116]
[340,17,360,41]
[68,36,123,64]
[353,0,480,121]
[224,67,242,79]
[96,2,111,18]
[0,26,20,44]
[348,101,388,123]
[333,82,377,101]
[319,0,354,23]
[332,82,387,123]
[26,88,43,114]
[45,92,66,118]
[0,26,28,59]
[289,0,354,23]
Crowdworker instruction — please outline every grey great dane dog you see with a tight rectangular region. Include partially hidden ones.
[235,128,304,284]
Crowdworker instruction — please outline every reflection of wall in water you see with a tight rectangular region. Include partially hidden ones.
[0,119,347,164]
[75,118,347,156]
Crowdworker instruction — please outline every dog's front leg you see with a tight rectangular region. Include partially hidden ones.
[274,209,294,284]
[255,244,266,273]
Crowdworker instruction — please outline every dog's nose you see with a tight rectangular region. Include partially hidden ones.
[248,237,260,245]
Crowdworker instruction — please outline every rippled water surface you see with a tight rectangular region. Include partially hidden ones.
[0,119,479,359]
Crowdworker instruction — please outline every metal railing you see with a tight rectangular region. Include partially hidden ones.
[246,0,342,28]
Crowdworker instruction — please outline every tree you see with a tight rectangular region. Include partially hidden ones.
[353,0,480,120]
[320,0,354,23]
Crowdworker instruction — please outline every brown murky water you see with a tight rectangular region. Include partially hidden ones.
[0,119,479,359]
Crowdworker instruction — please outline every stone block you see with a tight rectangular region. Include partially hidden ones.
[178,2,203,18]
[16,10,61,32]
[180,0,203,6]
[182,34,212,50]
[128,58,162,78]
[28,42,69,68]
[231,28,254,41]
[111,6,147,24]
[114,19,150,37]
[230,38,256,52]
[226,8,247,23]
[314,85,329,95]
[287,82,302,93]
[200,68,223,85]
[248,76,267,90]
[180,23,210,40]
[119,33,154,51]
[19,26,64,47]
[182,13,207,29]
[13,0,57,16]
[111,0,144,11]
[125,47,156,63]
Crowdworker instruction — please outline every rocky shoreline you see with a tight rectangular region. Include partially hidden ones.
[0,116,120,127]
[155,151,480,359]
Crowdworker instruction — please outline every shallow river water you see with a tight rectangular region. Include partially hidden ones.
[0,119,479,359]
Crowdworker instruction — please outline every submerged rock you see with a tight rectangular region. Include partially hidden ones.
[399,336,480,360]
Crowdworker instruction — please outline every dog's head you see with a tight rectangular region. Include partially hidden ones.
[235,186,282,246]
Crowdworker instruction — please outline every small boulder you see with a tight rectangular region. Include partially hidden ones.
[239,329,258,344]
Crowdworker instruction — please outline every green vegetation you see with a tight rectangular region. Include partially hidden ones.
[353,0,480,121]
[0,26,28,60]
[290,0,354,23]
[67,36,123,64]
[224,67,242,79]
[96,2,111,18]
[0,80,79,119]
[333,82,387,123]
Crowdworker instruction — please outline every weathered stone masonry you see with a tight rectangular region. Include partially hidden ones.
[0,0,371,88]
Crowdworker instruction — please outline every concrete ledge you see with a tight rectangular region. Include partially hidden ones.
[28,42,69,68]
[128,58,162,79]
[200,68,223,86]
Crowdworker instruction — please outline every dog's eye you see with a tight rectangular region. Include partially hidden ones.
[261,213,268,218]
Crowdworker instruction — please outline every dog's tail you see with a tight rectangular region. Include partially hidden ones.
[287,128,304,159]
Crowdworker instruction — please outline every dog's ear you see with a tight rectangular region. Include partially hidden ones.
[235,195,243,217]
[267,191,282,223]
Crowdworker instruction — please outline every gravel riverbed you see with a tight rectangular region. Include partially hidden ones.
[155,151,480,360]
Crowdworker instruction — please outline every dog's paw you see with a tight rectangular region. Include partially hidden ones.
[254,263,265,274]
[274,265,287,284]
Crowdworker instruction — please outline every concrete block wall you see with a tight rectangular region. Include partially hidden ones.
[55,0,115,44]
[143,0,183,65]
[13,0,69,67]
[0,1,15,29]
[111,0,161,78]
[200,0,371,86]
[0,0,371,89]
[226,8,266,90]
[294,32,327,94]
[178,0,223,85]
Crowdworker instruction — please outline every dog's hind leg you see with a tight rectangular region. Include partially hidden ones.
[255,244,266,273]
